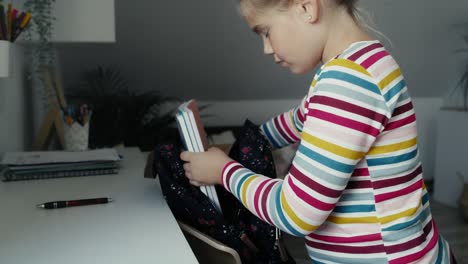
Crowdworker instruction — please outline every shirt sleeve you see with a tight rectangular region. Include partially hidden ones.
[221,60,390,237]
[259,96,308,148]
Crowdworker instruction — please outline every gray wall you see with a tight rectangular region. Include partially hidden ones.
[57,0,468,100]
[0,45,30,151]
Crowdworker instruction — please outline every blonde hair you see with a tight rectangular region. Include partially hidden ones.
[238,0,392,46]
[239,0,359,20]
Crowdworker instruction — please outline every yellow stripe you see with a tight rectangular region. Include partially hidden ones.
[378,68,401,90]
[324,59,372,77]
[311,78,317,87]
[368,138,417,155]
[302,132,365,160]
[280,191,318,232]
[241,176,256,209]
[327,215,378,224]
[378,205,420,224]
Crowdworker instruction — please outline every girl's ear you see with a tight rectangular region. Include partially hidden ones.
[298,0,320,24]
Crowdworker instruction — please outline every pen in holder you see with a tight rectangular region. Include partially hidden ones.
[62,104,92,152]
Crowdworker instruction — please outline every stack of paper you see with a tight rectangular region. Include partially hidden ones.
[0,148,122,182]
[176,99,222,214]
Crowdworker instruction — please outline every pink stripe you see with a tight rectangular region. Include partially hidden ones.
[384,114,416,132]
[362,50,389,69]
[348,43,383,61]
[306,240,385,254]
[274,117,290,143]
[260,181,276,225]
[309,109,380,137]
[310,95,388,124]
[375,179,422,203]
[308,232,382,243]
[290,165,341,198]
[301,101,307,122]
[254,180,270,221]
[389,222,439,264]
[287,176,335,211]
[385,220,433,254]
[280,114,300,141]
[347,179,372,189]
[352,168,370,177]
[373,165,422,189]
[222,162,243,191]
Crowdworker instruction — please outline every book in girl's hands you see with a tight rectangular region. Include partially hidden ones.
[176,99,222,214]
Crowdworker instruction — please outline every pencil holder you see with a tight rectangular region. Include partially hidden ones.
[0,40,11,78]
[63,120,90,151]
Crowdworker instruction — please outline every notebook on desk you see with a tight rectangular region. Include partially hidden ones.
[176,99,222,214]
[0,148,121,182]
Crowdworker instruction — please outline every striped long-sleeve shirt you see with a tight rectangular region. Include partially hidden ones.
[221,41,453,263]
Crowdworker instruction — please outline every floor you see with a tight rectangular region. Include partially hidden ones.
[284,199,468,264]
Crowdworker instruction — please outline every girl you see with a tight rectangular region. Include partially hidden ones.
[181,0,456,263]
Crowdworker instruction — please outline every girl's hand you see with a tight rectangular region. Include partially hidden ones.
[180,147,234,186]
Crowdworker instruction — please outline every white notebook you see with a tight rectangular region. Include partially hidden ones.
[1,148,121,166]
[176,99,223,214]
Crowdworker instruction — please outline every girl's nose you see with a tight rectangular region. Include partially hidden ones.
[263,36,274,55]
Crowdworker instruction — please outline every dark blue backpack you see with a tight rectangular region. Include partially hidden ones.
[151,120,295,264]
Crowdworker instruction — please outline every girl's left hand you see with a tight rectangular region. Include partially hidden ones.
[180,147,234,186]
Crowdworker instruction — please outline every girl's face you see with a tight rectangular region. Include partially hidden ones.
[246,3,326,74]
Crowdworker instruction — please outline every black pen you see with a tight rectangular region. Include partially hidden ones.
[36,197,113,209]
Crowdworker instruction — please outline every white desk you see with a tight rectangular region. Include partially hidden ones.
[0,148,198,264]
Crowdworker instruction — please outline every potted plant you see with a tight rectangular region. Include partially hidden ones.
[22,0,57,109]
[434,24,468,208]
[69,65,182,151]
[443,24,468,110]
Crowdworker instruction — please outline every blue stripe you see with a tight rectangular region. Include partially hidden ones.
[294,155,348,186]
[274,186,302,236]
[383,79,406,102]
[270,121,289,147]
[179,111,197,151]
[298,144,355,174]
[315,83,388,112]
[318,71,381,95]
[334,204,376,213]
[268,184,285,230]
[175,116,189,150]
[435,236,444,264]
[368,159,420,178]
[382,220,423,241]
[383,206,428,231]
[234,171,254,199]
[422,191,429,205]
[339,192,375,202]
[267,120,289,146]
[367,149,418,166]
[388,90,410,112]
[261,123,281,148]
